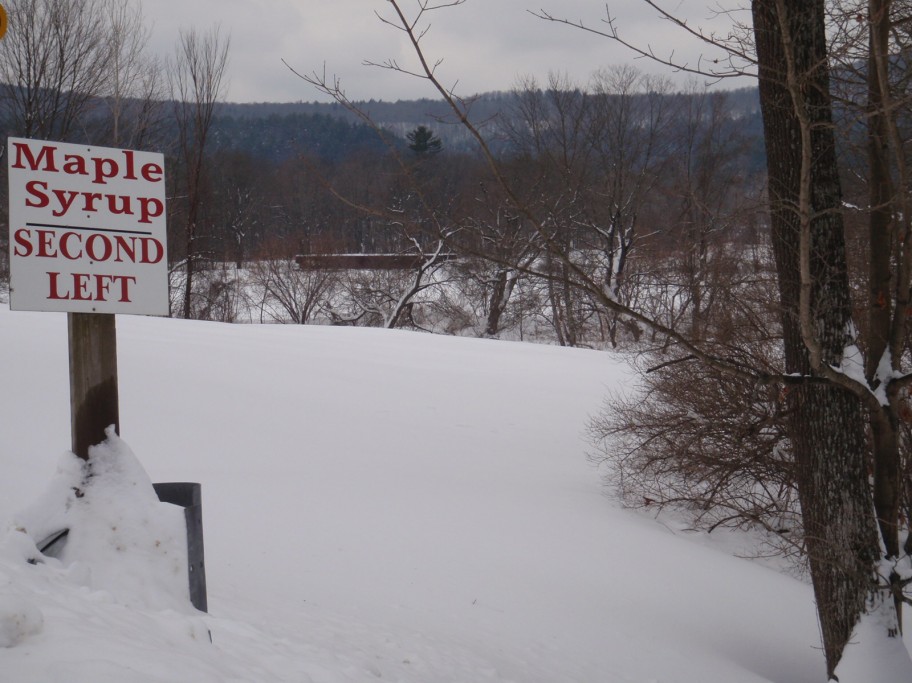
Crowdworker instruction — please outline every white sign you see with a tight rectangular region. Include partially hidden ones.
[7,137,168,315]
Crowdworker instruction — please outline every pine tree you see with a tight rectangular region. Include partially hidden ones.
[406,125,442,154]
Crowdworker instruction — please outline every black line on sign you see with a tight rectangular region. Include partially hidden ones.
[25,222,153,236]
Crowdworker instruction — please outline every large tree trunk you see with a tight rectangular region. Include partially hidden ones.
[752,0,881,677]
[484,268,515,337]
[866,0,903,599]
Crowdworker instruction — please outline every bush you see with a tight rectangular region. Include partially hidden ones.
[589,348,803,561]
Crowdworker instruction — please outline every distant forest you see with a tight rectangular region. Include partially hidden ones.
[208,87,764,163]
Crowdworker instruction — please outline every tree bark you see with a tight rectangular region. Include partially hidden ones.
[865,0,905,626]
[752,0,881,676]
[484,268,512,337]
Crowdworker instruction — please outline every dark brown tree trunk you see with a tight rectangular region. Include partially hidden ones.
[183,217,197,320]
[544,251,567,346]
[561,263,578,347]
[866,0,904,627]
[485,269,510,337]
[752,0,881,677]
[866,0,894,383]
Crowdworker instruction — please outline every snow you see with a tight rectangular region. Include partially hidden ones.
[0,304,864,681]
[11,428,191,612]
[833,600,912,683]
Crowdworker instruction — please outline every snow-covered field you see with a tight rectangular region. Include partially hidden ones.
[0,305,832,681]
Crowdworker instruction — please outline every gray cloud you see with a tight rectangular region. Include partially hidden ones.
[140,0,752,103]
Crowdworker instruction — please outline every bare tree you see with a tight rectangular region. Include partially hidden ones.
[459,190,540,338]
[665,85,755,340]
[248,258,337,325]
[750,2,885,674]
[590,335,799,551]
[323,239,455,330]
[170,24,230,319]
[489,68,675,345]
[100,0,164,149]
[209,150,265,268]
[0,0,112,140]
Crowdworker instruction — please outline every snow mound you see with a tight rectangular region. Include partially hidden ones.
[7,427,190,612]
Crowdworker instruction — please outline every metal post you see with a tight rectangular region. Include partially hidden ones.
[153,483,208,612]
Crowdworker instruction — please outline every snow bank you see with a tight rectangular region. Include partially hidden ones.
[4,426,190,614]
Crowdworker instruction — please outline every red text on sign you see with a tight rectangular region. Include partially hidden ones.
[24,180,163,223]
[13,228,164,264]
[11,142,163,185]
[47,272,137,303]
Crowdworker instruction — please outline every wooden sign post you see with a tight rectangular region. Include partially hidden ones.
[7,138,168,459]
[68,313,119,459]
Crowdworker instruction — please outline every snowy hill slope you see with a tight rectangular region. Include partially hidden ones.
[0,306,824,682]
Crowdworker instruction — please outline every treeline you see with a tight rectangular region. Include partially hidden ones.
[178,67,771,342]
[199,81,766,275]
[210,86,765,159]
[207,112,389,163]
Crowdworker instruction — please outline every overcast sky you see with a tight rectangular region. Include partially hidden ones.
[138,0,752,103]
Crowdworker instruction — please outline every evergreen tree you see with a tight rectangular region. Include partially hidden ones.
[407,125,442,154]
